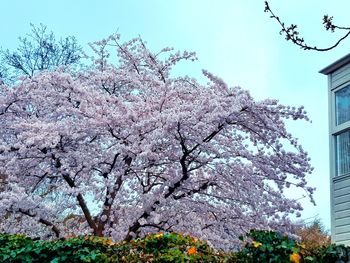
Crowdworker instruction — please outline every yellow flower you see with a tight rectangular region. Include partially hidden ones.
[154,232,163,239]
[290,253,301,263]
[187,246,197,255]
[252,241,262,248]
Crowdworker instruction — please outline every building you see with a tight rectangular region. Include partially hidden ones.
[320,54,350,245]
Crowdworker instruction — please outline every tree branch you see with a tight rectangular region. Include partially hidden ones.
[62,173,97,233]
[265,1,350,51]
[173,181,215,200]
[18,208,60,238]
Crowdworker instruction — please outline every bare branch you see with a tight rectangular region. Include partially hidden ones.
[17,208,60,238]
[265,1,350,51]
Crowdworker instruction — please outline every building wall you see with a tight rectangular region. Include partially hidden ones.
[333,175,350,245]
[329,63,350,245]
[331,63,350,90]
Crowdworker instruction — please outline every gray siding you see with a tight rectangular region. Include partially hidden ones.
[333,176,350,245]
[323,54,350,246]
[329,61,350,245]
[331,63,350,89]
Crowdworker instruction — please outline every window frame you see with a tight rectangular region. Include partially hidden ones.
[335,83,350,127]
[331,81,350,177]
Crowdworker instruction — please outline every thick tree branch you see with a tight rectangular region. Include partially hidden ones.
[95,153,127,236]
[62,173,97,233]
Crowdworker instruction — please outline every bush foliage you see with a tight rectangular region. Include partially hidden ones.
[295,218,331,253]
[237,230,347,263]
[0,230,348,262]
[0,232,228,262]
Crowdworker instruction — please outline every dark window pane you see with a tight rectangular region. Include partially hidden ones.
[336,130,350,176]
[336,85,350,125]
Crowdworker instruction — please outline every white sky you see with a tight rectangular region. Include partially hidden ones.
[2,0,350,230]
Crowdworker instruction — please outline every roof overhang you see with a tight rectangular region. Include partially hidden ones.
[319,53,350,75]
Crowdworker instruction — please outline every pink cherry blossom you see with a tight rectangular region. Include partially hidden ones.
[0,35,313,250]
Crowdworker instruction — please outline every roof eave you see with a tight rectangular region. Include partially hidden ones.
[319,53,350,75]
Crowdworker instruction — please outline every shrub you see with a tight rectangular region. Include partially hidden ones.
[236,230,301,262]
[0,232,228,262]
[111,232,228,262]
[235,229,350,263]
[0,234,111,262]
[303,244,348,262]
[1,230,349,262]
[296,219,330,247]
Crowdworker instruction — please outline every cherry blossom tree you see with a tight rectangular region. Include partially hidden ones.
[0,34,314,250]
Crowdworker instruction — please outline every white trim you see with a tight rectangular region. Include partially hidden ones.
[329,74,336,242]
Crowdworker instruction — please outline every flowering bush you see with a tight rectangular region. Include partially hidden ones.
[236,229,347,263]
[0,232,227,262]
[1,230,347,262]
[237,230,300,262]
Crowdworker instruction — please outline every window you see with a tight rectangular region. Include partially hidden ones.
[336,130,350,176]
[335,85,350,176]
[336,85,350,125]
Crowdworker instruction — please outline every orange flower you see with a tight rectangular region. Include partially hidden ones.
[290,253,301,263]
[105,239,114,246]
[187,246,197,255]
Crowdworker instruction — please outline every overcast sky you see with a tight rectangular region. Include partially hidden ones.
[1,0,350,230]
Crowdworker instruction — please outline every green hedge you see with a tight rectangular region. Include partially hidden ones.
[236,230,346,262]
[0,231,348,262]
[0,232,229,262]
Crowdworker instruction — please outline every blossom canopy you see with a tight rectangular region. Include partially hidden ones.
[0,34,314,250]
